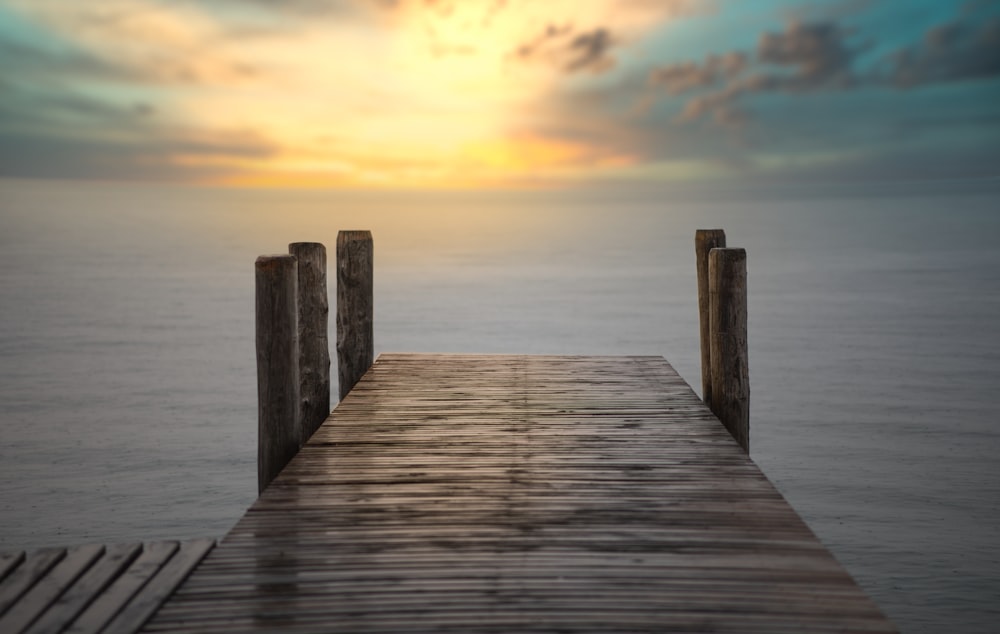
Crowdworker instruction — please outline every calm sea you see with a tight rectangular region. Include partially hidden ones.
[1,178,998,632]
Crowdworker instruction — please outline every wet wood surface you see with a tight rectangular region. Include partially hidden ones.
[255,254,300,493]
[288,241,330,442]
[335,231,373,401]
[0,539,213,634]
[145,354,895,633]
[695,228,726,406]
[709,247,749,452]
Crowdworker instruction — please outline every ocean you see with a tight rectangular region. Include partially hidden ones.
[1,178,998,632]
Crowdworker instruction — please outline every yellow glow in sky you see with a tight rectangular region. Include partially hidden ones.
[3,0,693,188]
[6,0,996,187]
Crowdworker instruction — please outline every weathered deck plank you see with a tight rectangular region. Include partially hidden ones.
[65,541,180,634]
[27,542,142,634]
[0,540,213,634]
[102,539,215,634]
[0,544,104,633]
[145,354,896,633]
[0,549,65,618]
[0,552,26,585]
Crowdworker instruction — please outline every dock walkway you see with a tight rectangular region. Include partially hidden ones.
[144,354,895,633]
[0,539,213,634]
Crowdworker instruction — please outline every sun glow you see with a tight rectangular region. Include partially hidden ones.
[4,0,686,187]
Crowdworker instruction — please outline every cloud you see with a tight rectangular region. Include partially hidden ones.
[154,0,377,20]
[498,1,696,77]
[648,52,746,94]
[888,17,1000,87]
[782,0,876,23]
[0,126,277,181]
[647,6,1000,129]
[6,0,990,188]
[645,21,862,126]
[513,23,571,58]
[757,21,858,90]
[0,53,277,182]
[1,0,266,86]
[0,83,149,135]
[0,37,126,81]
[677,85,750,127]
[513,24,618,74]
[564,28,616,73]
[2,0,707,186]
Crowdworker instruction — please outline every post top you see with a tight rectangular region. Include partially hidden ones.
[338,230,373,241]
[709,246,747,255]
[255,254,298,268]
[695,229,727,245]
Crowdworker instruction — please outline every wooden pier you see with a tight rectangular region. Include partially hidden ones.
[142,353,895,633]
[0,232,896,632]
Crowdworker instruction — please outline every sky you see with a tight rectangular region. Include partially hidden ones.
[0,0,998,189]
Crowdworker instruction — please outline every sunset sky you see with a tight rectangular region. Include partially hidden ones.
[1,0,998,188]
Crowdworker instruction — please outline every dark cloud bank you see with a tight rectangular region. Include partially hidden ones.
[648,9,1000,126]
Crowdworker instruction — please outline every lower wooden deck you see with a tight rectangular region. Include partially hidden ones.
[0,539,213,634]
[146,354,896,633]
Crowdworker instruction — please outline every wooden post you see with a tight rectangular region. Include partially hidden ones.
[256,254,300,493]
[289,242,330,443]
[336,231,373,401]
[695,229,726,406]
[709,247,749,453]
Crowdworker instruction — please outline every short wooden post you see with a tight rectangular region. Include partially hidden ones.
[695,229,726,406]
[289,242,330,443]
[336,231,373,401]
[709,247,749,453]
[256,254,300,493]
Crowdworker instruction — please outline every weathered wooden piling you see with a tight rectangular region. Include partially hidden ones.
[695,229,726,406]
[288,242,330,442]
[708,247,749,453]
[255,254,299,493]
[336,230,374,401]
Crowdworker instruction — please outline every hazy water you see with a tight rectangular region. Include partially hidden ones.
[1,178,999,633]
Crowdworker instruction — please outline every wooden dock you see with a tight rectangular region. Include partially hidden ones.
[0,540,213,634]
[142,354,895,633]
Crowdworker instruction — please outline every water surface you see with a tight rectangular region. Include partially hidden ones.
[1,178,999,632]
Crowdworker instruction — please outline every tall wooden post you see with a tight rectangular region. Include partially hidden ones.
[256,255,300,493]
[289,242,330,443]
[336,231,373,401]
[695,229,726,406]
[709,247,749,453]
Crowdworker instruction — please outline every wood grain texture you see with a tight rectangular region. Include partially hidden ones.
[0,548,65,619]
[695,229,726,407]
[102,539,215,634]
[65,541,179,634]
[0,540,213,634]
[0,552,25,585]
[0,544,103,633]
[709,248,749,453]
[145,354,894,633]
[26,542,142,634]
[256,254,301,494]
[289,242,330,444]
[335,230,373,401]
